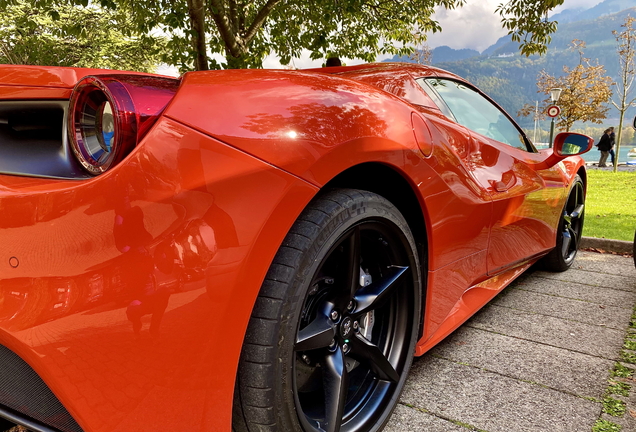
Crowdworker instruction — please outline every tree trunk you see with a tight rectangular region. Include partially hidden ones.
[187,0,209,71]
[225,51,249,69]
[614,113,625,173]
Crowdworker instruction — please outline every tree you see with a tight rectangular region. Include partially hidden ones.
[0,1,165,72]
[409,34,433,66]
[518,40,613,132]
[611,16,636,172]
[1,0,566,71]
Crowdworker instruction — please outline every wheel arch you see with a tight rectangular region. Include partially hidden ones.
[322,162,428,338]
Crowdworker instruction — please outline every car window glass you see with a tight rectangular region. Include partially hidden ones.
[417,79,456,120]
[418,78,529,151]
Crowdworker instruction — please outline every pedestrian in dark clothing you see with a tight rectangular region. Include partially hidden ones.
[597,129,612,167]
[608,126,616,167]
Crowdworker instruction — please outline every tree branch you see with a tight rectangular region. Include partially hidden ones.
[209,0,247,58]
[228,0,238,34]
[243,0,282,45]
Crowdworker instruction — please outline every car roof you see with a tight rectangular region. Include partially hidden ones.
[303,62,464,82]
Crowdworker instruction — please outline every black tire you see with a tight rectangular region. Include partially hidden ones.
[233,189,421,432]
[540,174,585,272]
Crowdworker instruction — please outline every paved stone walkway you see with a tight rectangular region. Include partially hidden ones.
[386,251,636,432]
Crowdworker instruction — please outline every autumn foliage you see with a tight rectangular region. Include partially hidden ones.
[518,40,613,132]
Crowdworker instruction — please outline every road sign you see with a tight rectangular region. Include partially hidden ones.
[547,105,560,118]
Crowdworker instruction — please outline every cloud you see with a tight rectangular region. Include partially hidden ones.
[425,1,507,53]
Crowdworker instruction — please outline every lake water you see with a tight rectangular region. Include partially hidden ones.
[535,143,636,164]
[580,144,636,164]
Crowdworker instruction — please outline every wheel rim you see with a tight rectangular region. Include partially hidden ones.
[561,181,585,265]
[293,220,416,432]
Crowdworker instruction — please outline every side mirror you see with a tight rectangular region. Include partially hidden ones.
[553,132,594,156]
[532,132,594,170]
[632,116,636,130]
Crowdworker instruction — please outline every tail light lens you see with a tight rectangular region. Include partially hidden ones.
[68,74,180,175]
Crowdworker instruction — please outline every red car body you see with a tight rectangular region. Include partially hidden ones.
[0,63,589,432]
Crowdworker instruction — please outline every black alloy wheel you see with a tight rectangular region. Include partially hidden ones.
[233,189,421,432]
[541,175,585,272]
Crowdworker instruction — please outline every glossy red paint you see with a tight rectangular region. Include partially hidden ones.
[0,62,590,432]
[164,69,418,186]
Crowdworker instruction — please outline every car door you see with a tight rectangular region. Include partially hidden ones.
[418,78,565,274]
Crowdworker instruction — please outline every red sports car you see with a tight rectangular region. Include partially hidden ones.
[0,62,591,432]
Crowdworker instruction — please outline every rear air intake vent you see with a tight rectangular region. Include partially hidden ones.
[0,101,91,179]
[0,344,83,432]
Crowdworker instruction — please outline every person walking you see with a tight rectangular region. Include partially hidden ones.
[597,128,612,167]
[608,126,616,167]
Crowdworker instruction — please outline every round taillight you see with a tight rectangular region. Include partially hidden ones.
[68,76,136,175]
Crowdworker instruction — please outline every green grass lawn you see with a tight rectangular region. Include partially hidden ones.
[584,170,636,241]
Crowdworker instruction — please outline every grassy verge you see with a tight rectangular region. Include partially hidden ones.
[584,170,636,241]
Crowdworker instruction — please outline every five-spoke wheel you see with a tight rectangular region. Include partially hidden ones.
[234,189,421,432]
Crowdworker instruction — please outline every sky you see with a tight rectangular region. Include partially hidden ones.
[424,0,603,52]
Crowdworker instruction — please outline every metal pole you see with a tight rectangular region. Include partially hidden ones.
[549,117,555,148]
[533,101,538,143]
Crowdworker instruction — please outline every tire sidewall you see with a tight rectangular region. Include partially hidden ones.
[542,174,584,272]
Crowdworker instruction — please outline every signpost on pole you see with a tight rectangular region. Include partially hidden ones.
[548,88,562,148]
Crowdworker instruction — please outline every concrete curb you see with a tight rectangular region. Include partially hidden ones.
[581,236,634,254]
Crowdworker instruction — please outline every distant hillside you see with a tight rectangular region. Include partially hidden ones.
[431,46,480,63]
[566,0,636,21]
[389,45,480,64]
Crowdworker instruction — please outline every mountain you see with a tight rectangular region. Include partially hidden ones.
[400,0,636,126]
[550,7,587,24]
[481,0,636,56]
[388,45,480,64]
[430,46,480,63]
[574,0,636,21]
[549,0,636,23]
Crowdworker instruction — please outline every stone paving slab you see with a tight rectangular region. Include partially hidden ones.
[493,288,631,330]
[384,404,467,432]
[400,356,600,432]
[468,304,625,359]
[574,251,636,278]
[430,326,614,399]
[535,268,636,292]
[512,277,636,309]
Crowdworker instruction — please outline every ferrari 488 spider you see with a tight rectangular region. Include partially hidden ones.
[0,62,592,432]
